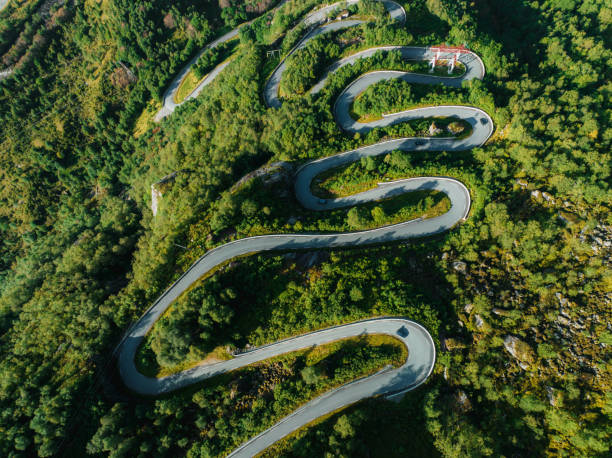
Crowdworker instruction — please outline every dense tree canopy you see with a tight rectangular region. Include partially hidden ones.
[0,0,609,456]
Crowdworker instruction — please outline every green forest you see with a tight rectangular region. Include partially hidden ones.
[0,0,610,456]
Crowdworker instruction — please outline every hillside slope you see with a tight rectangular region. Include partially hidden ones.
[0,0,609,456]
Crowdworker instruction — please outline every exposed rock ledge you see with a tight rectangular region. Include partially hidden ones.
[151,170,188,216]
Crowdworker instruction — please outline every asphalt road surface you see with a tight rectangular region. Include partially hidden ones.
[264,0,406,108]
[155,0,404,121]
[121,1,493,456]
[153,28,240,121]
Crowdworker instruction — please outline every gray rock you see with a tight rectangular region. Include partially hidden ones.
[557,212,569,224]
[555,292,569,306]
[503,335,535,367]
[429,122,443,136]
[150,170,188,216]
[455,390,471,411]
[516,179,528,188]
[556,315,570,326]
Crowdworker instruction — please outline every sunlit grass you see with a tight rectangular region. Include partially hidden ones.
[174,70,204,104]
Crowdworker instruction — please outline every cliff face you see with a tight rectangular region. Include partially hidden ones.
[0,68,12,80]
[151,183,163,217]
[151,171,186,216]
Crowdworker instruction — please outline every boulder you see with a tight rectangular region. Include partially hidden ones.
[452,261,467,274]
[150,170,187,216]
[546,386,559,406]
[447,121,465,135]
[515,179,528,188]
[454,390,472,412]
[442,337,467,350]
[503,335,536,368]
[429,122,443,136]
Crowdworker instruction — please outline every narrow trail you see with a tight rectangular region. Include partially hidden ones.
[120,1,493,456]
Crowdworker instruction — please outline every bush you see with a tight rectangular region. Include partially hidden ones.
[301,365,321,384]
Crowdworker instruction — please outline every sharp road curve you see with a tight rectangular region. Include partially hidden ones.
[154,0,396,121]
[121,1,493,456]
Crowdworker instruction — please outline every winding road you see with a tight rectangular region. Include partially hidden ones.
[154,0,403,121]
[153,28,240,122]
[121,1,493,456]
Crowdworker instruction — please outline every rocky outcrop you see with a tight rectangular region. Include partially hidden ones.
[230,161,293,194]
[503,335,536,369]
[545,386,559,406]
[151,170,187,216]
[454,390,472,412]
[429,121,443,136]
[447,121,465,135]
[0,68,12,81]
[442,337,467,351]
[151,185,162,217]
[579,224,611,256]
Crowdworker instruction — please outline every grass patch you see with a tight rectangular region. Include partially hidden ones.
[353,112,383,122]
[133,99,162,137]
[174,39,239,104]
[358,116,473,142]
[174,69,204,104]
[304,334,407,367]
[136,341,233,378]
